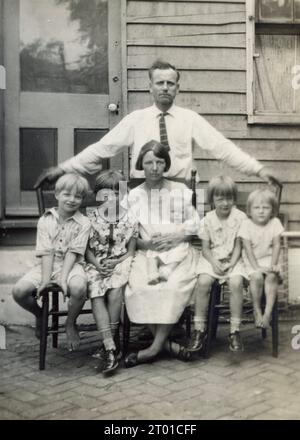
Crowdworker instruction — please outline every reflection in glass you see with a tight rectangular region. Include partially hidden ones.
[20,0,108,94]
[259,0,293,21]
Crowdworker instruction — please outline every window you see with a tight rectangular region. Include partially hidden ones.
[247,0,300,123]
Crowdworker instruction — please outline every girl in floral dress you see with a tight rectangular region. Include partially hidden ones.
[85,170,138,375]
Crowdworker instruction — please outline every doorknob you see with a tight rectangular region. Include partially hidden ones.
[108,103,118,113]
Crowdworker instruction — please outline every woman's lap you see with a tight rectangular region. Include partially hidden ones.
[125,247,198,324]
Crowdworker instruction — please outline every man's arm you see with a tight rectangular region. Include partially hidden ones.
[34,113,135,188]
[192,113,281,184]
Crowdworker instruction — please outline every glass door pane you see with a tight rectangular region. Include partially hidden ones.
[20,0,108,94]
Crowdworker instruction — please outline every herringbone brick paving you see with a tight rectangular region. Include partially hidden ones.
[1,317,300,420]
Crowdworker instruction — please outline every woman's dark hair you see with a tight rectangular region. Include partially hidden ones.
[135,140,171,171]
[94,170,127,193]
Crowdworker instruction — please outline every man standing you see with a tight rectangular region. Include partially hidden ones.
[35,59,279,186]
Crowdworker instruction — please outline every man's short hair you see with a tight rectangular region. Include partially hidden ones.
[135,140,171,171]
[148,59,180,82]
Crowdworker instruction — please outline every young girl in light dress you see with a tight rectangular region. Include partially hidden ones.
[187,176,248,353]
[85,170,138,375]
[239,188,284,329]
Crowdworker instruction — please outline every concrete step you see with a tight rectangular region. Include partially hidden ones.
[0,247,36,284]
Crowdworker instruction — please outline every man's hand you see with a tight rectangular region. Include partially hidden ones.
[34,166,64,189]
[258,167,282,187]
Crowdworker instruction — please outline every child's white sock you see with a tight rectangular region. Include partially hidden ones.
[230,317,241,334]
[194,316,207,332]
[100,327,116,351]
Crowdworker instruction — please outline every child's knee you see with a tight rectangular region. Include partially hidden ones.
[197,275,214,292]
[250,272,264,285]
[68,277,87,299]
[12,282,33,302]
[266,272,278,284]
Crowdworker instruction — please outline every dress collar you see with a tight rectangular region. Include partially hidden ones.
[208,206,239,230]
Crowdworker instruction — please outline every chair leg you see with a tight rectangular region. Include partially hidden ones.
[203,281,220,358]
[52,291,59,348]
[212,283,221,340]
[123,303,130,357]
[261,328,267,339]
[271,297,279,358]
[39,291,49,370]
[185,306,192,339]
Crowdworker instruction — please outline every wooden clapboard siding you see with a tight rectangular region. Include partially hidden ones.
[125,0,300,230]
[128,91,246,114]
[127,1,246,25]
[127,23,246,47]
[128,70,246,93]
[128,46,246,70]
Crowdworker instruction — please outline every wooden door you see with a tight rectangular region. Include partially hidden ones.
[3,0,123,216]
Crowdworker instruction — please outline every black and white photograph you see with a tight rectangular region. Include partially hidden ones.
[1,0,300,424]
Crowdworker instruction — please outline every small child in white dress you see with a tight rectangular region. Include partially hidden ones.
[187,176,248,353]
[238,188,284,329]
[145,189,195,284]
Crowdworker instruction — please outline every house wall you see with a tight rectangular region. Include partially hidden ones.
[125,0,300,232]
[0,0,4,220]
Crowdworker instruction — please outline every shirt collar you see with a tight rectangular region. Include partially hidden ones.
[209,206,238,230]
[152,103,176,117]
[45,207,86,226]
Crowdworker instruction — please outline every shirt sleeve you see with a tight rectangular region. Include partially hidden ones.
[272,217,285,238]
[68,221,91,255]
[198,217,210,241]
[36,216,54,257]
[191,113,263,176]
[238,219,251,240]
[60,113,135,175]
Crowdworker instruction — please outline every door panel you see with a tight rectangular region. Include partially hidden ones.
[4,0,122,216]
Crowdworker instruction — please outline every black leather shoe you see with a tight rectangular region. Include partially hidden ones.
[102,350,118,374]
[228,331,244,352]
[124,352,139,368]
[187,330,207,352]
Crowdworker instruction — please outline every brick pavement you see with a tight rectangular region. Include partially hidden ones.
[1,317,300,420]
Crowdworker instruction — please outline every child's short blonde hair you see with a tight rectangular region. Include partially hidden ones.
[207,175,237,205]
[247,188,278,218]
[94,170,127,193]
[55,173,90,197]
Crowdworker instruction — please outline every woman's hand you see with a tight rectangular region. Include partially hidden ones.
[150,232,185,252]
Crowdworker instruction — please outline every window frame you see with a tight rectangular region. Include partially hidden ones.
[246,0,300,124]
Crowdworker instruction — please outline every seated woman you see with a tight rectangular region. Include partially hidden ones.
[124,140,200,367]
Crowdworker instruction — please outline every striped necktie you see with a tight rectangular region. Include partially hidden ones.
[159,112,170,151]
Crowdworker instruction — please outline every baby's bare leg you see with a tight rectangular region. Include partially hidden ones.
[159,262,178,281]
[147,257,160,285]
[262,273,279,328]
[249,272,264,327]
[66,276,86,351]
